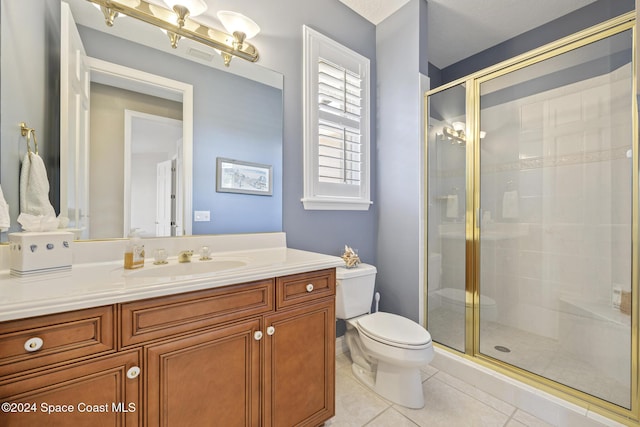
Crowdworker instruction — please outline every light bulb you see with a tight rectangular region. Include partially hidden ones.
[217,11,260,40]
[164,0,207,17]
[452,121,465,132]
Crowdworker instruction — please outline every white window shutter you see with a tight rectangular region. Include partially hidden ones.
[302,26,372,210]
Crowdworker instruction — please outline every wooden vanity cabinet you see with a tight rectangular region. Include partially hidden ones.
[263,269,336,427]
[0,268,336,427]
[264,298,335,427]
[0,349,141,427]
[142,269,336,427]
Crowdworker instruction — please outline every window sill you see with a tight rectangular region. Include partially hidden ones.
[301,197,372,211]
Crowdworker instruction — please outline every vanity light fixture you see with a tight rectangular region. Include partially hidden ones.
[442,121,486,144]
[215,10,260,66]
[164,0,207,27]
[87,0,260,66]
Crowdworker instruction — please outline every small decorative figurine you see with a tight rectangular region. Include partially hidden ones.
[341,245,360,268]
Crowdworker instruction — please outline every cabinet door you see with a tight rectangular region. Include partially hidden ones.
[0,350,141,427]
[264,298,335,427]
[145,319,261,427]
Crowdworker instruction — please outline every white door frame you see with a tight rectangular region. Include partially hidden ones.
[155,158,173,237]
[124,110,182,237]
[85,56,194,236]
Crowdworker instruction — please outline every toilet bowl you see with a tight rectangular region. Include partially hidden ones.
[336,264,434,409]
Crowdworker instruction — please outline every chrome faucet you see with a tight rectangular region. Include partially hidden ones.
[178,250,193,263]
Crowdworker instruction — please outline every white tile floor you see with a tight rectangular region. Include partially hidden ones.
[429,307,630,408]
[327,352,623,427]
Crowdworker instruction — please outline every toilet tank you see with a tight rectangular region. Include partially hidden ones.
[335,263,377,319]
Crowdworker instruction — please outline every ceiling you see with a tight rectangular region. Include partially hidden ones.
[339,0,598,69]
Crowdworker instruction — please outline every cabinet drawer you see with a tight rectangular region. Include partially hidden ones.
[276,269,335,309]
[0,306,116,378]
[120,279,274,347]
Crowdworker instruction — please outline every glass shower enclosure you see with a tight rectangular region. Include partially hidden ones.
[426,13,637,420]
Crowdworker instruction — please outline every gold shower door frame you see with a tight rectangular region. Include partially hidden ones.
[424,12,639,424]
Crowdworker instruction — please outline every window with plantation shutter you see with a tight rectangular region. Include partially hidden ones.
[302,26,371,210]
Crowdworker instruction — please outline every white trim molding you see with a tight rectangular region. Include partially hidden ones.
[302,25,372,211]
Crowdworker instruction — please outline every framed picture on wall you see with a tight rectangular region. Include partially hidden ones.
[216,157,273,196]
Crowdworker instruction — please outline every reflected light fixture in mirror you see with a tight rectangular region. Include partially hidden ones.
[93,0,138,26]
[87,0,260,66]
[162,0,207,47]
[164,0,207,26]
[441,121,487,145]
[215,11,260,66]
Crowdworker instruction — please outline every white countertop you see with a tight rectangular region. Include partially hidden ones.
[0,233,344,322]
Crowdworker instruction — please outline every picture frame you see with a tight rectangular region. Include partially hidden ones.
[216,157,273,196]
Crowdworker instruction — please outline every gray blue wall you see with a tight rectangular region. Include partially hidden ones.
[0,0,60,239]
[375,0,428,322]
[250,2,378,263]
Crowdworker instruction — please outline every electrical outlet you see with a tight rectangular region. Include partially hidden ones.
[194,211,211,222]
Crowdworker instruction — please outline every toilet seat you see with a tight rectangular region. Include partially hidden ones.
[356,312,432,350]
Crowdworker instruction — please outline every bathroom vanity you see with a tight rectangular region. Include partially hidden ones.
[0,233,342,426]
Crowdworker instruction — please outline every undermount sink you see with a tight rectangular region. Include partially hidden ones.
[125,259,248,278]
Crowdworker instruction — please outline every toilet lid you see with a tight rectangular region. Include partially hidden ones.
[356,312,432,348]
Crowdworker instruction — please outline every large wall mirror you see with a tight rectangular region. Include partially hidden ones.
[0,0,283,241]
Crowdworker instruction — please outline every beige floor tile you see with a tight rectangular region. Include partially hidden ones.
[336,351,352,369]
[420,363,439,381]
[394,377,511,427]
[332,349,616,426]
[327,366,391,427]
[434,371,516,416]
[365,407,420,426]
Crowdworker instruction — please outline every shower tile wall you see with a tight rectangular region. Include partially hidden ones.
[479,63,632,327]
[476,61,632,406]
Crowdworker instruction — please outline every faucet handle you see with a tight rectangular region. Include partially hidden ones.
[200,246,211,261]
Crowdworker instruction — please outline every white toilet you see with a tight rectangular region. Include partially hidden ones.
[335,264,434,409]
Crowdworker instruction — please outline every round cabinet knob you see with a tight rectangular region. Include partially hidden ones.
[266,326,275,336]
[127,366,141,379]
[254,331,263,341]
[24,337,43,353]
[306,283,314,293]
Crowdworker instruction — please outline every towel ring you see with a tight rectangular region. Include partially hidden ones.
[20,122,38,157]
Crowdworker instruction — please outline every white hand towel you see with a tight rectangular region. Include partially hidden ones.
[446,194,459,218]
[502,190,519,219]
[0,184,10,232]
[20,152,56,218]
